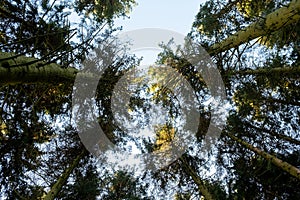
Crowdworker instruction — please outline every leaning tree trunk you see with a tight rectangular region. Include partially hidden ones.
[180,156,215,200]
[227,66,300,77]
[244,121,300,146]
[226,132,300,180]
[207,0,300,56]
[42,150,86,200]
[0,52,78,85]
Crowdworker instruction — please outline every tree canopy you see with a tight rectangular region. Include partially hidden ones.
[0,0,300,199]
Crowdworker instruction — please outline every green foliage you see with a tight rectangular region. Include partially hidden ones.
[75,0,137,23]
[232,152,300,199]
[100,171,150,200]
[1,0,300,199]
[259,21,300,48]
[174,192,192,200]
[60,164,101,200]
[0,0,137,199]
[236,0,275,18]
[0,0,72,59]
[192,1,224,37]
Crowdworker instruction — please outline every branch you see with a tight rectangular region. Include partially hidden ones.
[207,0,300,56]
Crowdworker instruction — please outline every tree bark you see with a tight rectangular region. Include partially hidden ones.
[0,52,78,85]
[207,0,300,56]
[42,150,86,200]
[226,132,300,180]
[227,66,300,77]
[180,156,215,200]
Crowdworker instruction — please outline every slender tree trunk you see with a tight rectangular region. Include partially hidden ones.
[226,132,300,180]
[244,121,300,146]
[180,156,215,200]
[260,97,300,107]
[0,52,78,85]
[240,95,300,107]
[228,66,300,77]
[208,0,300,56]
[42,150,86,200]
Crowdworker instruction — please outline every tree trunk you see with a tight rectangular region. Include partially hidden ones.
[244,121,300,146]
[228,66,300,77]
[42,150,86,200]
[260,97,300,107]
[0,52,77,85]
[226,132,300,180]
[208,0,300,56]
[180,156,215,200]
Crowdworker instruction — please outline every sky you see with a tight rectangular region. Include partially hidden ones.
[114,0,207,65]
[115,0,206,34]
[109,1,221,174]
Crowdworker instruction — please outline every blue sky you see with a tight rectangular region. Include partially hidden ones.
[115,0,207,65]
[115,0,206,35]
